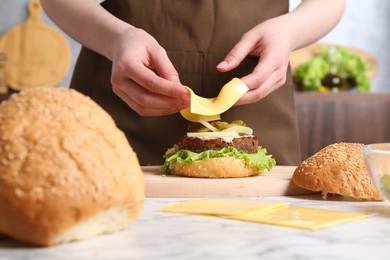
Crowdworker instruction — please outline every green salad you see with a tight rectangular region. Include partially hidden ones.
[160,146,276,175]
[293,45,372,92]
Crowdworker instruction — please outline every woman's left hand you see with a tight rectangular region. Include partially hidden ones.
[217,17,294,105]
[217,0,346,105]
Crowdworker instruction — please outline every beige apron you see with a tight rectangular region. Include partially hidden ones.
[70,0,301,166]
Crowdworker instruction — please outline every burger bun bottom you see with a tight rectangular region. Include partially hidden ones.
[172,157,258,178]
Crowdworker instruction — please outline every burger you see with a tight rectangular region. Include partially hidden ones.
[160,120,276,178]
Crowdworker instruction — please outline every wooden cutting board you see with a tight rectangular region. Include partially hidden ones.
[0,0,71,90]
[142,166,315,198]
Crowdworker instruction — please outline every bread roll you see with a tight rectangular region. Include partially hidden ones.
[292,143,383,200]
[0,87,144,246]
[173,157,258,178]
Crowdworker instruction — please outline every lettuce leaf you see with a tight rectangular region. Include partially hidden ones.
[160,146,276,175]
[293,45,372,92]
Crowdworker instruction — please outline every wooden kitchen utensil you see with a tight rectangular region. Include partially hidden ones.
[0,0,71,90]
[142,166,315,198]
[0,50,8,94]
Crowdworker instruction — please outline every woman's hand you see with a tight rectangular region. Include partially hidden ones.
[110,27,190,116]
[217,0,345,105]
[41,0,190,116]
[217,18,293,105]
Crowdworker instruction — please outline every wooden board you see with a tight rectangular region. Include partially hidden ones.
[142,166,315,198]
[0,0,71,90]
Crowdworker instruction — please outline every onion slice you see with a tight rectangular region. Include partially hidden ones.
[222,125,253,135]
[199,119,218,132]
[187,131,239,138]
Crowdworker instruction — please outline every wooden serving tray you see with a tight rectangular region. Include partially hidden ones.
[0,0,71,90]
[142,166,315,198]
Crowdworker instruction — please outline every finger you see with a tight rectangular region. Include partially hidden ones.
[236,74,279,105]
[149,48,181,84]
[113,81,185,116]
[216,34,257,72]
[115,58,188,100]
[113,77,188,109]
[241,49,284,90]
[237,68,287,105]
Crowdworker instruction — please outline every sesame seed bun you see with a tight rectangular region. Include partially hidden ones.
[172,157,258,178]
[0,87,144,246]
[292,142,384,200]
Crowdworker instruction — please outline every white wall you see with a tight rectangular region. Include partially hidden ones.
[1,0,389,92]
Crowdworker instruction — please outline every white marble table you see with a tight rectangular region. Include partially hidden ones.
[1,195,390,260]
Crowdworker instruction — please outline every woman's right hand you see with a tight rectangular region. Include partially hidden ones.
[110,27,190,116]
[41,0,189,116]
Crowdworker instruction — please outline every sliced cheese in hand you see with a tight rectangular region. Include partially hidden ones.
[180,108,221,123]
[225,206,369,231]
[159,199,287,217]
[180,78,249,122]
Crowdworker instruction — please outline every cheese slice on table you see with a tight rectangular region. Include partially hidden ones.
[160,199,369,231]
[180,78,249,122]
[224,206,369,231]
[159,199,288,217]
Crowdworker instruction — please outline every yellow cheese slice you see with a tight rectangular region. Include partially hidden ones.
[159,199,369,231]
[225,206,369,231]
[180,108,221,123]
[159,199,288,217]
[382,174,390,192]
[180,78,249,122]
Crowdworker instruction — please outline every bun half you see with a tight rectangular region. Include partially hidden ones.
[0,88,144,246]
[292,143,384,200]
[172,157,258,178]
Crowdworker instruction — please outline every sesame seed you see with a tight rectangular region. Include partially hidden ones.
[15,189,24,197]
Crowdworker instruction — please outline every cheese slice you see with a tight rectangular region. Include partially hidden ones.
[159,199,288,217]
[224,206,369,231]
[159,199,369,231]
[180,108,221,123]
[180,78,249,122]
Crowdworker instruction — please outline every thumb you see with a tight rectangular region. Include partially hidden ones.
[150,49,181,84]
[159,65,181,84]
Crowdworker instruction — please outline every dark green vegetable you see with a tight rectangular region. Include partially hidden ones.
[160,146,276,175]
[293,45,372,92]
